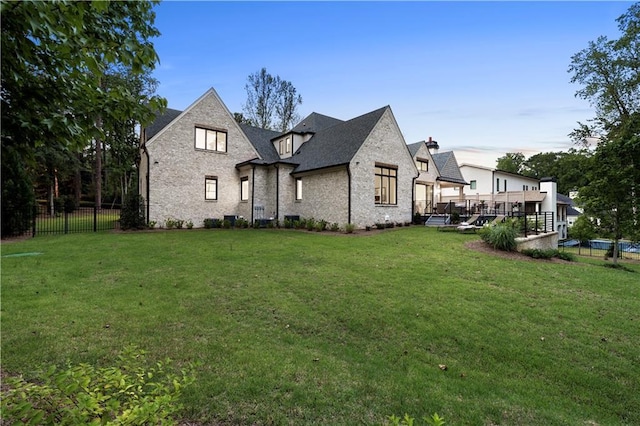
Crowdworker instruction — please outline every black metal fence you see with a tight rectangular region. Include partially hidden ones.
[22,205,120,237]
[559,239,640,261]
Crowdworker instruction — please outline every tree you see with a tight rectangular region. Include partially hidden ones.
[568,2,640,263]
[495,152,526,174]
[1,0,165,236]
[242,68,302,132]
[524,149,592,195]
[569,215,596,255]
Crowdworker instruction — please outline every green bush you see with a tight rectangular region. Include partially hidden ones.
[479,223,518,251]
[345,223,355,234]
[235,218,249,228]
[120,193,146,230]
[203,218,220,229]
[330,222,340,232]
[521,248,558,259]
[306,218,316,231]
[1,346,196,425]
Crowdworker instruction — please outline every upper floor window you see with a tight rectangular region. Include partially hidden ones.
[205,176,218,200]
[195,127,227,152]
[375,165,397,205]
[470,180,477,190]
[416,159,429,172]
[496,178,500,192]
[286,137,291,153]
[278,137,292,155]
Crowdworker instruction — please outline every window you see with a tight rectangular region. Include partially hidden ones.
[470,180,477,190]
[375,165,397,205]
[295,178,302,200]
[241,177,249,201]
[416,159,428,172]
[279,140,284,154]
[195,127,227,152]
[496,178,500,192]
[286,137,291,153]
[504,180,507,191]
[205,176,217,200]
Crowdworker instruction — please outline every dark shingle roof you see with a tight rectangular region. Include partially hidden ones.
[432,151,468,185]
[238,123,281,163]
[406,141,423,157]
[557,193,582,216]
[291,112,344,134]
[145,108,183,140]
[291,106,389,174]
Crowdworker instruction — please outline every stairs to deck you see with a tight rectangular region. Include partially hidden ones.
[425,215,449,226]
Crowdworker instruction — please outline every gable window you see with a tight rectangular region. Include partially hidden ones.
[416,159,428,172]
[470,180,477,190]
[205,176,217,200]
[295,178,302,200]
[241,177,249,201]
[195,127,227,152]
[279,140,284,155]
[375,165,397,205]
[286,137,291,153]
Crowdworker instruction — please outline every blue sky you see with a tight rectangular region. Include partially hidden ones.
[151,1,633,167]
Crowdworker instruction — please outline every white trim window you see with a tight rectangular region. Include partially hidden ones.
[241,177,249,201]
[375,165,397,205]
[295,178,302,200]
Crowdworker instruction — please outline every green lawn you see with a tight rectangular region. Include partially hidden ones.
[2,227,639,425]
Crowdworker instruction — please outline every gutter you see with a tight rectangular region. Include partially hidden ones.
[251,166,255,223]
[275,164,279,221]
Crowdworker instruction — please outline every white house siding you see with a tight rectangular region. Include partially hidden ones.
[412,143,439,213]
[145,90,258,227]
[289,168,350,225]
[350,109,417,228]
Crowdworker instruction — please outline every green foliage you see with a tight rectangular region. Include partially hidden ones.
[164,218,176,230]
[1,346,196,425]
[375,223,386,230]
[186,220,194,229]
[496,152,526,174]
[203,218,220,229]
[235,218,249,228]
[222,219,232,229]
[120,193,146,230]
[387,413,445,426]
[345,223,355,233]
[305,218,316,231]
[148,220,157,229]
[569,215,597,243]
[479,223,518,251]
[555,251,576,262]
[330,222,340,232]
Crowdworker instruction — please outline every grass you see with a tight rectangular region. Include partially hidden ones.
[34,208,120,234]
[2,227,639,425]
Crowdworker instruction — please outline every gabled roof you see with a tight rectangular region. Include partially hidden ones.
[145,108,183,140]
[238,123,281,163]
[406,141,423,157]
[432,151,468,185]
[290,112,344,134]
[557,193,582,216]
[290,106,389,174]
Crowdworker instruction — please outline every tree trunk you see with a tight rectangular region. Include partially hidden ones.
[95,117,102,211]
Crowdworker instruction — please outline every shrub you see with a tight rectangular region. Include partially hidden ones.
[222,219,232,229]
[174,219,185,229]
[1,346,196,425]
[555,251,576,261]
[235,218,249,228]
[330,222,340,232]
[521,248,558,259]
[203,218,221,229]
[375,223,386,230]
[306,218,316,231]
[480,223,517,251]
[283,219,293,229]
[186,220,194,229]
[120,193,146,230]
[165,218,176,230]
[413,212,423,225]
[345,223,355,234]
[148,220,157,229]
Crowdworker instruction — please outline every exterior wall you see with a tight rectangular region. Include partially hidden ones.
[288,168,350,225]
[145,90,258,227]
[277,164,297,220]
[449,164,540,197]
[350,109,417,228]
[516,232,559,251]
[413,143,438,213]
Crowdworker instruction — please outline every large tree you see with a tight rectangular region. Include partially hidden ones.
[1,0,165,236]
[495,152,526,174]
[242,68,302,132]
[568,2,640,263]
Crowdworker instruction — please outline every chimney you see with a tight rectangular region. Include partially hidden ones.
[426,136,439,154]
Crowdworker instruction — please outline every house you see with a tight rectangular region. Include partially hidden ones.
[139,88,419,229]
[439,162,568,238]
[407,137,468,215]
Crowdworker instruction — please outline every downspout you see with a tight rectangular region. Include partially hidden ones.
[411,176,416,221]
[250,165,255,224]
[347,165,352,224]
[275,164,279,221]
[142,138,150,223]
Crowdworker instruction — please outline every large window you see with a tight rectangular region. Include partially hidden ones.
[375,165,397,205]
[241,177,249,201]
[205,176,217,200]
[295,178,302,200]
[470,180,477,190]
[195,127,227,152]
[416,159,428,172]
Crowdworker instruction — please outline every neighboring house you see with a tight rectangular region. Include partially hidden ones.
[139,88,418,229]
[558,193,582,227]
[444,163,540,197]
[407,138,468,215]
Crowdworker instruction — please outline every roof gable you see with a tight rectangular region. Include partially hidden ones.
[238,123,281,163]
[291,112,344,134]
[145,108,182,140]
[432,151,468,185]
[291,106,389,173]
